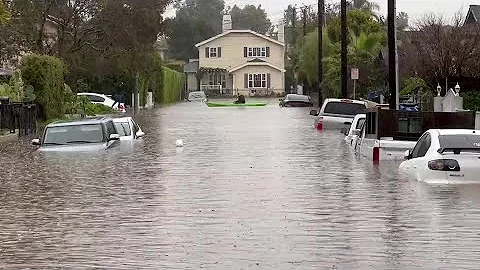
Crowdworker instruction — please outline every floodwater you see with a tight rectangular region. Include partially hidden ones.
[1,98,480,269]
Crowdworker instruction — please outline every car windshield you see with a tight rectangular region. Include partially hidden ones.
[323,101,366,116]
[114,122,132,136]
[285,95,310,102]
[43,124,105,145]
[438,134,480,152]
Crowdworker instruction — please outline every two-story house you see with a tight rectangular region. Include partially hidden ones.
[194,15,285,97]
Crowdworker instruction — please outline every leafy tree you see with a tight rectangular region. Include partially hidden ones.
[229,4,271,34]
[165,0,225,60]
[350,0,379,12]
[327,9,384,44]
[298,9,385,98]
[20,54,66,120]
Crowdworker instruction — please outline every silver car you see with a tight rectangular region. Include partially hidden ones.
[112,117,145,140]
[32,117,121,152]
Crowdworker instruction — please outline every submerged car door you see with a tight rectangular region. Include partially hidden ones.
[408,133,439,180]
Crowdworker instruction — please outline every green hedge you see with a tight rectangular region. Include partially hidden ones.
[462,91,480,111]
[161,67,184,104]
[20,54,66,120]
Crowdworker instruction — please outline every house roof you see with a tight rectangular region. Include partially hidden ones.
[228,62,285,73]
[195,30,285,48]
[465,5,480,25]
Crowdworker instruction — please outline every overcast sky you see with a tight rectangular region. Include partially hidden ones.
[166,0,473,25]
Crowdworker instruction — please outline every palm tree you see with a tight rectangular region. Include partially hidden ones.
[351,0,380,12]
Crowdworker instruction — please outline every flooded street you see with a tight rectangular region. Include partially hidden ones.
[2,98,480,269]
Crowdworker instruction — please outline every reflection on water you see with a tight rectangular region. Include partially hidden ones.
[1,99,480,269]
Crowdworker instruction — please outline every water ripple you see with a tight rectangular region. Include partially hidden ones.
[1,99,480,269]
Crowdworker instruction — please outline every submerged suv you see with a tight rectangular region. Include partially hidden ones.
[32,117,121,152]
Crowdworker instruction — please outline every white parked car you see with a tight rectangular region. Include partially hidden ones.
[310,99,367,130]
[112,117,145,140]
[399,129,480,184]
[187,91,207,102]
[77,92,126,112]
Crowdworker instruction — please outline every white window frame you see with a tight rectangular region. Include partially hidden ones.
[248,73,266,88]
[247,47,267,58]
[209,47,218,58]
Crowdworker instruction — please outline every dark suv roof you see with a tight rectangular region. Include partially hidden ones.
[47,117,113,128]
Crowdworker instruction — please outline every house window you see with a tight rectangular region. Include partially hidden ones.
[208,73,226,87]
[248,47,267,57]
[209,47,217,58]
[248,74,266,88]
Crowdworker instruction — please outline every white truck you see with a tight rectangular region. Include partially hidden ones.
[309,98,368,130]
[353,107,477,163]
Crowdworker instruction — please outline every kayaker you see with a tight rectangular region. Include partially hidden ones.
[234,94,245,104]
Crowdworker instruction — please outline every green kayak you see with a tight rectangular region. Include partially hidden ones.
[207,102,267,107]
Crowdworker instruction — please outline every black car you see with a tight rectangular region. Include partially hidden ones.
[279,94,313,107]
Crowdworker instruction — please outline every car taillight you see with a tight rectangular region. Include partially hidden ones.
[316,117,323,131]
[119,104,125,110]
[428,159,460,171]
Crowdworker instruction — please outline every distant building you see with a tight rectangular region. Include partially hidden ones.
[464,5,480,25]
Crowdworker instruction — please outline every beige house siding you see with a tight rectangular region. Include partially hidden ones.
[232,65,284,95]
[197,32,284,71]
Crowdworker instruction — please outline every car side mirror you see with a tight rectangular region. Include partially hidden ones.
[404,150,411,160]
[109,134,120,141]
[353,129,361,136]
[310,110,319,116]
[31,139,41,146]
[136,131,145,138]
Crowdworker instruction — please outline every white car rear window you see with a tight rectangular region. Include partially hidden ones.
[324,102,366,116]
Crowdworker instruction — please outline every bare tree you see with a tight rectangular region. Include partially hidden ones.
[400,11,480,89]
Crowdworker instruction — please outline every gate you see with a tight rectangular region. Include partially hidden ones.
[0,103,37,137]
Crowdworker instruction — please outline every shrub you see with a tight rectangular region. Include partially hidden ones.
[0,71,25,102]
[74,96,114,116]
[462,91,480,111]
[20,54,66,119]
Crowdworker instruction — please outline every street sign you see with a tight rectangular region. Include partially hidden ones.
[351,68,359,80]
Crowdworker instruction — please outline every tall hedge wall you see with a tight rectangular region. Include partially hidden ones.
[161,67,184,104]
[20,54,66,119]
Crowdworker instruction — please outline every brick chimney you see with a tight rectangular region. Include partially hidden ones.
[222,14,232,32]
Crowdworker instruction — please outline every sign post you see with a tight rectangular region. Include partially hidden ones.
[351,68,359,99]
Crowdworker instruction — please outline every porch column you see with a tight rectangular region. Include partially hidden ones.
[232,73,236,94]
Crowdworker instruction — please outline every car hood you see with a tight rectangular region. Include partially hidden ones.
[38,143,108,152]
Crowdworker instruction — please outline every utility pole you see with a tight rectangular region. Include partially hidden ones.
[388,0,398,110]
[318,0,324,106]
[340,0,348,98]
[292,6,297,45]
[302,6,307,37]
